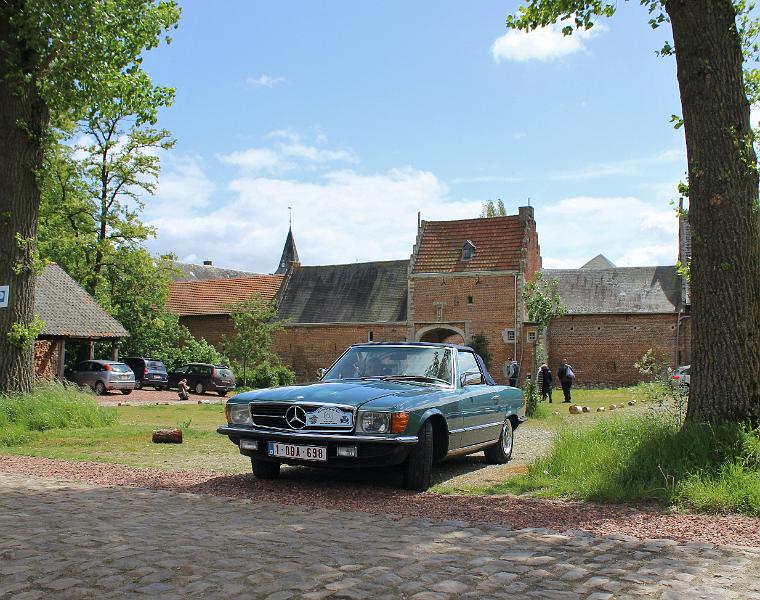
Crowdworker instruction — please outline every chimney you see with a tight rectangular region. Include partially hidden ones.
[203,260,213,266]
[518,206,534,222]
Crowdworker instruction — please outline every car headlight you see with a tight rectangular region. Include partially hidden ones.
[227,403,252,426]
[358,411,390,433]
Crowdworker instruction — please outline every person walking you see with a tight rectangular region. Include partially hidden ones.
[508,358,520,387]
[557,359,575,403]
[539,363,553,403]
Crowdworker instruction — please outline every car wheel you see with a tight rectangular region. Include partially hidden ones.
[403,420,434,491]
[251,459,280,480]
[484,417,514,465]
[195,382,205,395]
[218,390,227,397]
[134,380,142,390]
[95,381,106,396]
[121,389,132,395]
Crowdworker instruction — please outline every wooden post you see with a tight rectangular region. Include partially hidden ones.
[88,340,95,360]
[111,340,118,361]
[57,339,66,380]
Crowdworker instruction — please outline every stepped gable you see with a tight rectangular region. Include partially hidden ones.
[580,254,616,269]
[171,261,261,282]
[412,216,525,273]
[35,264,128,338]
[277,260,409,324]
[542,266,681,314]
[167,275,284,316]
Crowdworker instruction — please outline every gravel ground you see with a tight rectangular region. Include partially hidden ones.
[97,387,225,405]
[2,455,758,548]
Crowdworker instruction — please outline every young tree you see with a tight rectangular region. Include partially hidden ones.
[0,0,180,393]
[221,294,287,386]
[523,272,567,372]
[479,199,508,217]
[506,1,760,425]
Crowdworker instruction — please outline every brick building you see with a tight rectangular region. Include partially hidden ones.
[167,205,689,387]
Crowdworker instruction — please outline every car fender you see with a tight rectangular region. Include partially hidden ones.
[414,407,449,435]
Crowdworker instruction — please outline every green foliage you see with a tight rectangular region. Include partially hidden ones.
[249,363,296,389]
[634,349,688,424]
[479,199,507,218]
[523,375,540,417]
[221,294,288,386]
[468,333,492,367]
[7,317,45,350]
[495,414,760,515]
[523,272,567,330]
[0,380,117,446]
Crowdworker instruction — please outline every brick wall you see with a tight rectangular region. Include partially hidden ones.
[34,340,61,379]
[409,274,522,384]
[547,313,681,387]
[179,314,235,348]
[274,323,408,382]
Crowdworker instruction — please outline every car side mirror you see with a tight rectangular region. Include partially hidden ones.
[460,369,483,387]
[317,368,327,380]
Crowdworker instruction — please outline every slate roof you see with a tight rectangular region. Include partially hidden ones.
[275,228,300,274]
[580,254,616,269]
[167,275,284,316]
[542,266,681,314]
[277,260,409,324]
[171,261,261,282]
[35,264,128,339]
[412,216,525,273]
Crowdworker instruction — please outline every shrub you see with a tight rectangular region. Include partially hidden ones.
[249,363,296,389]
[522,376,539,417]
[0,380,117,446]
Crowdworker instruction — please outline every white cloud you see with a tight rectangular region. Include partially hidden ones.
[491,22,604,63]
[217,148,284,172]
[246,74,285,88]
[539,195,678,268]
[145,155,216,221]
[550,149,685,181]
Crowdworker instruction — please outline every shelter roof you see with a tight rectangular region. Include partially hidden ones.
[170,261,261,282]
[35,264,128,339]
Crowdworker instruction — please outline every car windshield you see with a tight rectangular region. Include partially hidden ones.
[147,361,166,371]
[324,346,453,385]
[109,363,131,373]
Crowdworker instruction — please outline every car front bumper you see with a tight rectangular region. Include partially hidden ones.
[218,425,419,468]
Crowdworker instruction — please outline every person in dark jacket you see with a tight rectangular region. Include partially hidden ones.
[557,359,575,403]
[538,363,553,403]
[507,358,520,387]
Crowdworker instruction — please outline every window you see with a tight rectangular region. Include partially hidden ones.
[461,240,476,260]
[458,352,483,384]
[467,294,474,305]
[527,331,537,342]
[504,329,516,342]
[368,330,374,342]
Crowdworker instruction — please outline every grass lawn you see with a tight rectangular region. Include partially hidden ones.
[524,386,641,430]
[1,403,250,473]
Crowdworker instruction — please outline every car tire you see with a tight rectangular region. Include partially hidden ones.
[195,382,205,395]
[484,418,514,465]
[94,381,106,396]
[251,459,280,480]
[121,389,132,395]
[218,391,227,397]
[403,420,434,491]
[134,380,142,390]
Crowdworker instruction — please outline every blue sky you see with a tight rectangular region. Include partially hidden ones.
[140,1,688,272]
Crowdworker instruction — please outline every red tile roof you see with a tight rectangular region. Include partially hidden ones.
[412,216,526,273]
[167,275,284,316]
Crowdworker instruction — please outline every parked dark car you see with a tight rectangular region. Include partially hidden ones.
[123,357,168,390]
[219,342,526,491]
[66,360,135,395]
[168,363,236,396]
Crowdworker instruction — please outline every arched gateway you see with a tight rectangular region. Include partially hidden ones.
[416,325,465,345]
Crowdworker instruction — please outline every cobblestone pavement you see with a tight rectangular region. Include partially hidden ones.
[2,475,760,599]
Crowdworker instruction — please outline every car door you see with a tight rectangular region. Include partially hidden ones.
[185,365,199,389]
[458,351,502,447]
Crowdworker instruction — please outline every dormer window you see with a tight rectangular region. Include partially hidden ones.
[461,240,476,261]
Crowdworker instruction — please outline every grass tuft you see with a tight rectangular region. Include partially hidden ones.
[0,381,117,446]
[489,414,760,515]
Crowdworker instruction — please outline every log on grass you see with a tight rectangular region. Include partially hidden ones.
[152,428,183,444]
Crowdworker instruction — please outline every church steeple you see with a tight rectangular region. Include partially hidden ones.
[275,226,300,274]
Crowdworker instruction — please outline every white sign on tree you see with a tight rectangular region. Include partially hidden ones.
[0,286,8,309]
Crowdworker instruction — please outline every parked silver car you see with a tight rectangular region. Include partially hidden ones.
[67,360,135,395]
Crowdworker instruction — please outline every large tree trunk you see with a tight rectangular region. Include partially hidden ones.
[0,11,48,393]
[667,0,760,424]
